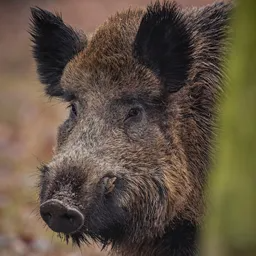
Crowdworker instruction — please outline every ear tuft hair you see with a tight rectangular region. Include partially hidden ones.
[133,1,193,93]
[29,7,86,97]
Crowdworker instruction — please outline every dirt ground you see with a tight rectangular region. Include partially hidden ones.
[0,1,219,255]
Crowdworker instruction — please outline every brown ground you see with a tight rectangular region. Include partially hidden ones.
[0,1,219,255]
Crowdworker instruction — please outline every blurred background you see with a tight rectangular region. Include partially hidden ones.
[0,1,224,255]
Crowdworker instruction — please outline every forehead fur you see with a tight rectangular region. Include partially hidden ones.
[61,9,143,79]
[84,9,144,69]
[61,9,152,94]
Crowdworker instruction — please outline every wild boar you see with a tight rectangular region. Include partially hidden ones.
[29,1,232,255]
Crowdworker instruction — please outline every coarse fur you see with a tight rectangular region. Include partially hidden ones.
[29,1,233,256]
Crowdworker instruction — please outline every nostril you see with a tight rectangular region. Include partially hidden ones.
[64,211,79,225]
[67,215,74,224]
[41,212,52,223]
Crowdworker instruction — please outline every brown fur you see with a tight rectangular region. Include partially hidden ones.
[30,1,233,256]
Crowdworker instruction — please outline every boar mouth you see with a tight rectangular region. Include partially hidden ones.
[39,199,120,248]
[65,230,112,249]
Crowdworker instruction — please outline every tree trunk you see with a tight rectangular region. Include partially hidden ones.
[200,1,256,256]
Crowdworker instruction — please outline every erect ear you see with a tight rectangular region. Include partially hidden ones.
[29,7,87,97]
[133,1,192,93]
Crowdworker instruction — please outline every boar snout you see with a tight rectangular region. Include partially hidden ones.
[40,199,84,234]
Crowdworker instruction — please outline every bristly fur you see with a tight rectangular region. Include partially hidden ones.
[30,1,233,256]
[133,1,193,93]
[29,7,86,97]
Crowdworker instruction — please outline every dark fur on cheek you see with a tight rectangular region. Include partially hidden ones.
[29,7,86,97]
[84,177,129,245]
[133,1,193,93]
[69,175,169,247]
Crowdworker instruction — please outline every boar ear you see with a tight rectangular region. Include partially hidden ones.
[29,7,87,97]
[133,1,192,93]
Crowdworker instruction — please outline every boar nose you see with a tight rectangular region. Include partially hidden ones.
[40,199,84,234]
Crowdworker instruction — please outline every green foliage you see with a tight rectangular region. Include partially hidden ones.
[201,0,256,255]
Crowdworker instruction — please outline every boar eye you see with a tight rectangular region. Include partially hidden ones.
[125,107,142,122]
[67,103,77,117]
